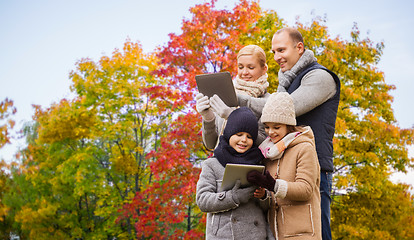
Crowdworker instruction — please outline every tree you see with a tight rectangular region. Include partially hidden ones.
[331,167,414,239]
[3,40,180,239]
[0,98,16,239]
[0,98,16,149]
[1,1,413,239]
[156,0,414,238]
[157,0,263,93]
[295,18,414,238]
[120,112,206,239]
[301,20,413,179]
[151,0,267,238]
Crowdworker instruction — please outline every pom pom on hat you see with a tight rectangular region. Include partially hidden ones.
[261,92,296,125]
[223,107,258,143]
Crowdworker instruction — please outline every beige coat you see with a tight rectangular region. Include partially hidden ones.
[264,126,321,240]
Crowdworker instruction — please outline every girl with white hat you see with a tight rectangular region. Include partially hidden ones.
[247,92,322,240]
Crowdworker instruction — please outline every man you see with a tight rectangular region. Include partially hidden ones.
[239,27,340,240]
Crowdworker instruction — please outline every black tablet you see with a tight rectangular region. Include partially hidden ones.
[195,72,238,107]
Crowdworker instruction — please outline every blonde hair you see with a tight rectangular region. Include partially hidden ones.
[237,45,267,68]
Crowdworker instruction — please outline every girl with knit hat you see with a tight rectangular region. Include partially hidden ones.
[247,92,322,240]
[196,45,270,150]
[196,107,275,240]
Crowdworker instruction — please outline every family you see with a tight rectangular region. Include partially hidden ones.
[195,27,341,240]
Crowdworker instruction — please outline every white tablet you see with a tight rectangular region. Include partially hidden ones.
[195,72,238,107]
[220,163,265,191]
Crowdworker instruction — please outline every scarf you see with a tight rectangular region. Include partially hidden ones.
[214,135,264,167]
[277,49,317,92]
[259,131,301,160]
[234,73,269,98]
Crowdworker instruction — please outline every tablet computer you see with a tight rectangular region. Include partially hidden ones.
[220,163,265,191]
[195,72,238,107]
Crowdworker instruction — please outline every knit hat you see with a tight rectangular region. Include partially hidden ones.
[223,106,258,143]
[261,92,296,125]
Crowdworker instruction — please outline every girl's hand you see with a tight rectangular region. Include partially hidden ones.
[253,187,266,199]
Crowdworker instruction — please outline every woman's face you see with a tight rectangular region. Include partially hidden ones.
[264,122,289,144]
[229,132,254,153]
[237,55,267,82]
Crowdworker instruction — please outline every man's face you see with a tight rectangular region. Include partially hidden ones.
[271,31,303,72]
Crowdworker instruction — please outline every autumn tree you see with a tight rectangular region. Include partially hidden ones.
[296,19,414,238]
[118,0,263,237]
[0,98,16,149]
[332,167,414,239]
[1,1,413,239]
[0,98,16,239]
[148,0,268,238]
[157,0,264,91]
[2,40,183,239]
[156,0,414,238]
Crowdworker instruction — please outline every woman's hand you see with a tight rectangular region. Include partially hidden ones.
[196,93,215,121]
[210,94,235,119]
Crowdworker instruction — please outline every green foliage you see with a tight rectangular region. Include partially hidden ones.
[0,98,16,149]
[332,169,414,239]
[1,1,413,239]
[2,40,178,239]
[159,1,414,238]
[239,9,284,91]
[0,99,17,238]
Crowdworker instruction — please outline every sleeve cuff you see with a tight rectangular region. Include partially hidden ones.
[203,114,216,123]
[274,179,288,199]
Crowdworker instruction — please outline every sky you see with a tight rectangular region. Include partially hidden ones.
[1,0,413,186]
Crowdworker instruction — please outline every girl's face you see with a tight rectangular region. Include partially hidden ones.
[229,132,254,153]
[237,55,267,82]
[264,122,289,144]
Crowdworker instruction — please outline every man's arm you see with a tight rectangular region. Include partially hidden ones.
[237,94,268,118]
[289,69,336,117]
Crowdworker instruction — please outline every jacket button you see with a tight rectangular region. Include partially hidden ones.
[254,220,259,226]
[218,192,225,200]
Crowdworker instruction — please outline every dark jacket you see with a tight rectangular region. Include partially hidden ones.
[287,62,340,172]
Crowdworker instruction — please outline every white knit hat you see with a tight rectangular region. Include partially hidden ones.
[261,92,296,125]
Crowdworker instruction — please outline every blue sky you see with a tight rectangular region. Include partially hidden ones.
[1,0,413,185]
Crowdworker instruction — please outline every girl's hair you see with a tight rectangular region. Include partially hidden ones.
[237,45,267,68]
[287,125,297,133]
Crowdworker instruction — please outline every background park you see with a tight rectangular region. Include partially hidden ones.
[1,0,413,239]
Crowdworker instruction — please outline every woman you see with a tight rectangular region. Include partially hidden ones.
[196,45,270,150]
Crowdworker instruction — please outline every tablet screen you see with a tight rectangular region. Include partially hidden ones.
[220,163,265,191]
[195,72,238,107]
